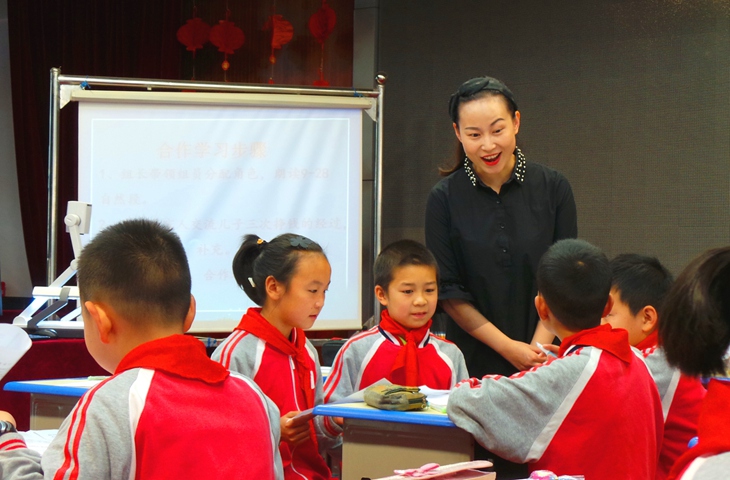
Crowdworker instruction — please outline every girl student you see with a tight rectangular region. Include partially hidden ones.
[659,247,730,480]
[212,233,337,480]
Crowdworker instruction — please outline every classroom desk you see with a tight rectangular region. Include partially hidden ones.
[314,402,474,480]
[3,378,104,429]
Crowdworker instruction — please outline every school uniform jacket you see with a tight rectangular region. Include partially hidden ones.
[212,322,337,480]
[447,324,664,480]
[0,335,283,480]
[670,379,730,480]
[637,332,706,480]
[322,324,469,431]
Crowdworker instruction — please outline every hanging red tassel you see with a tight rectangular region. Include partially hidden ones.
[264,14,294,84]
[308,0,337,87]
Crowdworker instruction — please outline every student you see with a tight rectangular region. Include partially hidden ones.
[212,233,337,480]
[447,239,663,480]
[0,219,283,480]
[658,247,730,480]
[323,239,468,407]
[602,253,706,480]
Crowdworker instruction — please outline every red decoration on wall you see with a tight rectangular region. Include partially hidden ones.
[264,14,294,84]
[210,9,245,79]
[308,0,337,86]
[176,8,211,80]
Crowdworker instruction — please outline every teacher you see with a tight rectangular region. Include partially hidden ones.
[425,76,577,378]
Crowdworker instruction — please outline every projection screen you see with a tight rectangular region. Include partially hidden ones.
[76,91,369,331]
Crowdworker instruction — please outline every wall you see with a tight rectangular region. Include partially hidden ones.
[0,0,32,298]
[378,0,730,274]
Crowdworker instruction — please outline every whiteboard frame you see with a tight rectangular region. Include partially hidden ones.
[36,67,385,333]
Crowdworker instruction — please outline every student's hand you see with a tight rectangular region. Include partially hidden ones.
[280,410,314,446]
[0,411,17,427]
[539,343,560,356]
[502,340,547,371]
[333,416,344,427]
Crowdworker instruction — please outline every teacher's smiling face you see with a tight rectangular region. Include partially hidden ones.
[453,94,520,187]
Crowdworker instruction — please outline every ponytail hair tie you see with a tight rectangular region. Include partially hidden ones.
[257,238,265,245]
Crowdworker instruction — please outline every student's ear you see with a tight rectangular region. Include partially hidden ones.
[534,293,550,321]
[182,295,196,333]
[452,122,462,143]
[265,275,284,301]
[601,294,614,318]
[374,285,388,307]
[84,301,113,344]
[640,305,658,334]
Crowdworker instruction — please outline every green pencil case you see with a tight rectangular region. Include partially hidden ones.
[363,385,427,411]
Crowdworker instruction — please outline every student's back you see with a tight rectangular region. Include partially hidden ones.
[447,239,663,479]
[0,220,283,480]
[36,337,281,479]
[657,247,730,480]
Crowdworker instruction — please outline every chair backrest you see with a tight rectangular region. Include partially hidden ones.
[321,339,346,367]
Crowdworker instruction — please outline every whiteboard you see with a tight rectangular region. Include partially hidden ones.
[77,96,364,331]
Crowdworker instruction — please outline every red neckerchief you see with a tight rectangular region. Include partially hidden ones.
[236,307,315,410]
[116,334,229,384]
[378,309,432,386]
[636,329,659,351]
[558,324,634,363]
[669,379,730,479]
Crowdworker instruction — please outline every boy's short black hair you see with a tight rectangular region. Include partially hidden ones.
[374,239,439,289]
[610,253,674,317]
[77,219,192,325]
[660,246,730,377]
[537,239,611,331]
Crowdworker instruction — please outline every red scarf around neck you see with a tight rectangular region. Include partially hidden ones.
[235,307,315,410]
[668,379,730,479]
[635,329,659,351]
[378,309,432,386]
[558,324,634,363]
[116,334,229,384]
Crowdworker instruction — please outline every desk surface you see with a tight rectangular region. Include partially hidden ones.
[4,378,105,397]
[313,402,457,428]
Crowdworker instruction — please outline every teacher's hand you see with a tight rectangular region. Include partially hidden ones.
[502,341,547,371]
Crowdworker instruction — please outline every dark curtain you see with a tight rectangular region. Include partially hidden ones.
[8,1,354,287]
[7,1,184,286]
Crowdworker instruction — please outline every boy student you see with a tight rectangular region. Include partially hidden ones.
[603,253,706,480]
[0,219,283,480]
[323,240,468,428]
[447,239,664,480]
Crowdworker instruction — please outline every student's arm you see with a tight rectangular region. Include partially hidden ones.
[308,341,342,450]
[442,299,546,371]
[447,351,589,463]
[0,411,44,480]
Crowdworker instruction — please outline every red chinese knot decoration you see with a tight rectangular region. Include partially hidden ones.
[176,7,211,80]
[308,0,337,86]
[210,9,245,78]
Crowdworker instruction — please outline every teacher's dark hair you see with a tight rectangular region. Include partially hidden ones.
[659,247,730,377]
[232,233,326,306]
[440,76,519,177]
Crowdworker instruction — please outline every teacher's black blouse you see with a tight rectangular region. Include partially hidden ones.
[425,154,577,377]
